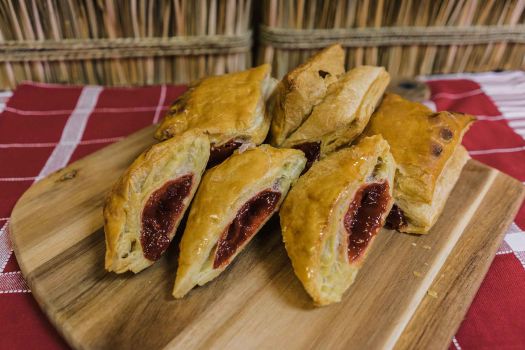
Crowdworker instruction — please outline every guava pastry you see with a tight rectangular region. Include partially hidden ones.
[364,93,475,234]
[173,145,306,298]
[268,44,345,146]
[280,135,395,305]
[155,64,277,167]
[104,130,209,273]
[281,65,390,170]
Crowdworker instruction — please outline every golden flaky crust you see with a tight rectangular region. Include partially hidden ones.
[364,93,475,233]
[268,44,345,146]
[280,136,395,305]
[104,130,210,274]
[155,64,276,147]
[173,145,306,298]
[282,66,390,157]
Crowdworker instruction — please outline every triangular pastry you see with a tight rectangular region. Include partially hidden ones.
[155,64,277,166]
[268,44,345,146]
[364,93,475,234]
[281,65,390,170]
[280,136,396,305]
[173,145,306,298]
[104,130,210,273]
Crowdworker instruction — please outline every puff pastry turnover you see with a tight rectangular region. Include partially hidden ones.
[155,64,276,166]
[281,65,390,169]
[104,130,210,273]
[281,135,395,306]
[364,93,475,234]
[173,145,306,298]
[268,44,345,146]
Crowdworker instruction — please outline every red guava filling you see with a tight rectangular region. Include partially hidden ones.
[213,190,281,268]
[292,142,321,173]
[385,204,408,231]
[208,140,243,168]
[141,174,193,261]
[344,182,391,262]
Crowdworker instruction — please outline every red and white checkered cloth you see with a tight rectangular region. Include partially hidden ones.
[0,72,524,349]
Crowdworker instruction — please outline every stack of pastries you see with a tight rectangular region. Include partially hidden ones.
[104,44,474,306]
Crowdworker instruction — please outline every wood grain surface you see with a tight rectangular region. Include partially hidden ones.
[9,126,524,350]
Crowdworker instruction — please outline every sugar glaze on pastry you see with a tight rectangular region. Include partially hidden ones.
[280,135,396,305]
[104,130,210,273]
[173,145,306,298]
[364,93,475,234]
[155,64,277,166]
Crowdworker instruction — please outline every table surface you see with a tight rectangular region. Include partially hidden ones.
[0,71,524,350]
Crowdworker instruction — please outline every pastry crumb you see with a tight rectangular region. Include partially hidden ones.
[423,245,431,250]
[413,271,422,277]
[411,242,417,247]
[424,262,429,266]
[427,290,438,298]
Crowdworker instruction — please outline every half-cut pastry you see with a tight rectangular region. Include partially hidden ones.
[281,66,390,170]
[364,93,475,234]
[104,130,210,273]
[281,135,395,306]
[173,145,306,298]
[155,64,277,166]
[268,44,345,146]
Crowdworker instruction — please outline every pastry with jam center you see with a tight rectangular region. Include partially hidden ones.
[173,145,306,298]
[364,93,475,234]
[268,44,345,146]
[155,64,277,167]
[280,135,395,306]
[104,130,210,273]
[280,65,390,170]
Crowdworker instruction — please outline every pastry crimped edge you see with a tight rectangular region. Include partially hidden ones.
[280,135,395,306]
[364,94,475,234]
[281,65,390,158]
[268,44,345,146]
[173,145,306,298]
[104,130,210,274]
[154,64,277,148]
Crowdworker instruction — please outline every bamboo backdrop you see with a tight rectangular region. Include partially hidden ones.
[0,0,252,89]
[258,0,525,78]
[0,0,524,89]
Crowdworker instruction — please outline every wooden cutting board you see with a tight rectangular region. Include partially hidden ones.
[9,125,524,350]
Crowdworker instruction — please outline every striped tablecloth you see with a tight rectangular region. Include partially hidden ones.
[0,71,524,349]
